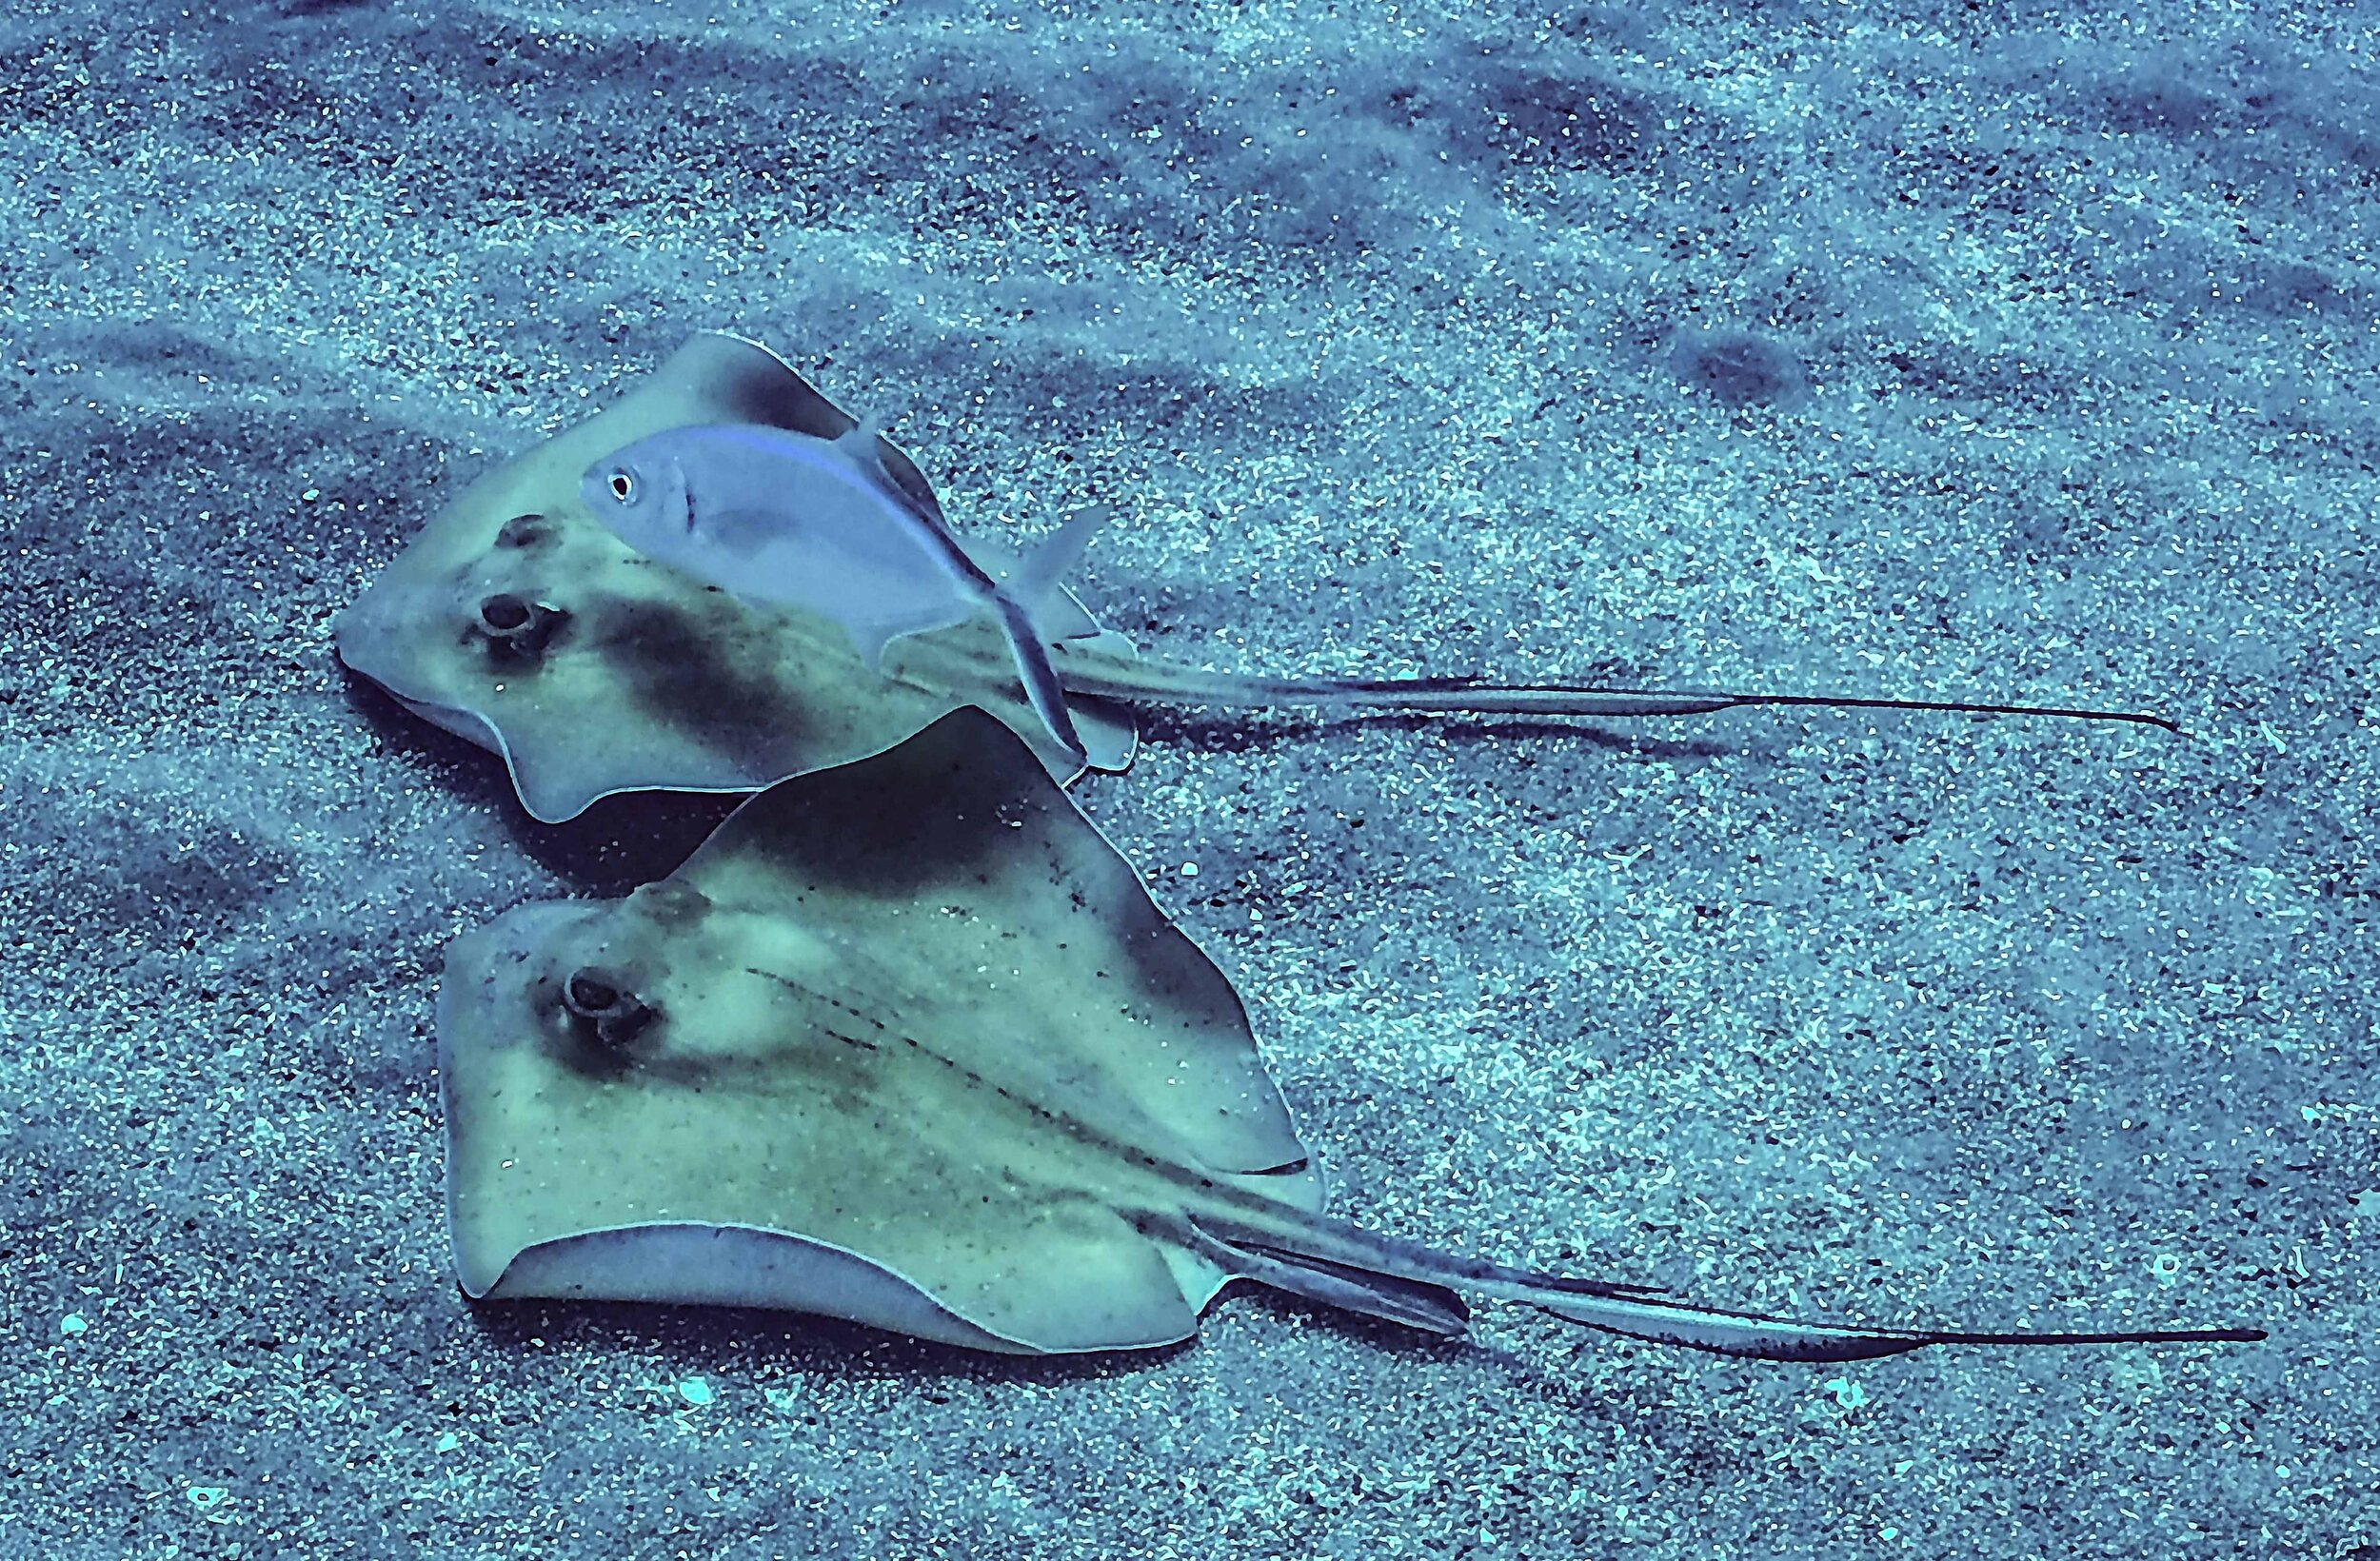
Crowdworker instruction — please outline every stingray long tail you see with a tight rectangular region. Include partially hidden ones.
[1178,1206,2262,1362]
[1051,659,2178,734]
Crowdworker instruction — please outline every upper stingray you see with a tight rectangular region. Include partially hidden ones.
[334,333,1140,823]
[341,333,2174,824]
[437,709,2258,1361]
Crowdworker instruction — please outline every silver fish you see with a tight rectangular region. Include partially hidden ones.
[581,420,1099,767]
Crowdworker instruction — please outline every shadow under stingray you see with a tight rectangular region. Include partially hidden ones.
[464,1292,1200,1391]
[460,1278,1490,1393]
[343,660,742,895]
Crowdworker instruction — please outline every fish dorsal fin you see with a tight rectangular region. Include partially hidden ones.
[680,334,948,525]
[836,414,894,484]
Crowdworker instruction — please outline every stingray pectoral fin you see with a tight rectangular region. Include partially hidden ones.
[1528,1288,2269,1361]
[469,1221,1043,1354]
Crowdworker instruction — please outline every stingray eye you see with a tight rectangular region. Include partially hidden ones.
[565,971,616,1011]
[561,964,657,1055]
[494,512,551,549]
[607,469,635,504]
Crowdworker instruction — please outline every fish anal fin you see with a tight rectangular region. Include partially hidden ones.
[845,601,977,673]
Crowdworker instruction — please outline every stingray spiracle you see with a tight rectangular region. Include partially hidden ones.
[560,965,655,1052]
[474,593,568,662]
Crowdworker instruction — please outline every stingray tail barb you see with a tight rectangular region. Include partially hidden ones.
[1181,1209,2262,1361]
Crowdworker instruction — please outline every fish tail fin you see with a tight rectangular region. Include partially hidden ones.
[1184,1211,2263,1361]
[984,504,1108,771]
[993,595,1090,771]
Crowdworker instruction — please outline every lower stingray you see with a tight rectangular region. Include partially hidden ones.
[338,332,2172,824]
[437,708,2258,1361]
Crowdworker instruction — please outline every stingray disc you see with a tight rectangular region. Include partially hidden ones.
[337,332,1140,822]
[437,708,1319,1353]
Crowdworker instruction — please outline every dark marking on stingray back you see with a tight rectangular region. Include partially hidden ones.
[596,597,813,761]
[708,740,1027,899]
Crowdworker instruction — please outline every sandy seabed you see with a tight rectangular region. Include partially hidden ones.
[2,2,2372,1556]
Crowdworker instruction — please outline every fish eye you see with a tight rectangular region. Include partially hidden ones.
[607,469,635,504]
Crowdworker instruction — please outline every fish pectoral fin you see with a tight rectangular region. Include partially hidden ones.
[697,505,789,560]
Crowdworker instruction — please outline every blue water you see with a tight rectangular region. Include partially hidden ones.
[3,3,2370,1556]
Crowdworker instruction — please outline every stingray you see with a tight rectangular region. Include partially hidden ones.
[437,707,2256,1361]
[338,331,2172,824]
